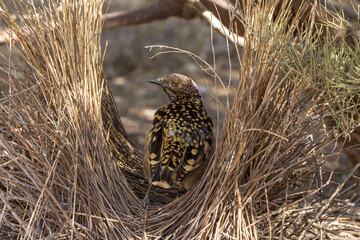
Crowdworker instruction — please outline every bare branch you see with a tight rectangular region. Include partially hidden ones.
[102,1,188,30]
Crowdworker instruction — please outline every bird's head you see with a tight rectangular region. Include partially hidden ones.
[149,73,202,102]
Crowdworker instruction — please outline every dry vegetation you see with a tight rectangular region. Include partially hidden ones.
[0,0,359,239]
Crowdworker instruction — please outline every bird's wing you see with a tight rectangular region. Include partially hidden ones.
[144,110,164,184]
[151,139,183,188]
[176,119,213,183]
[145,108,184,189]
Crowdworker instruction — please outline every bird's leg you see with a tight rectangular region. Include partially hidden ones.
[143,184,151,240]
[142,183,152,208]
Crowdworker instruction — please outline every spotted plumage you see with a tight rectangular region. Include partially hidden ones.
[144,73,213,190]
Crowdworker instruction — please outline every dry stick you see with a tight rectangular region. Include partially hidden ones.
[199,0,244,35]
[208,2,222,166]
[264,188,272,240]
[298,163,360,239]
[7,31,12,114]
[279,177,289,240]
[191,0,245,46]
[208,0,234,110]
[0,188,8,228]
[102,1,186,30]
[145,45,227,91]
[0,192,28,233]
[24,150,61,238]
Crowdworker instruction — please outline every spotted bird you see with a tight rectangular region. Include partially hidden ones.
[144,73,213,190]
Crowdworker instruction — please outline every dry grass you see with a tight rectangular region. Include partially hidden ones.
[0,0,359,239]
[0,0,142,238]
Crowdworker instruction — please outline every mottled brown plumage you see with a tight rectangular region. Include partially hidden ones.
[144,73,213,190]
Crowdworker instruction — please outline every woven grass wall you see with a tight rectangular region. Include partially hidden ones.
[0,0,359,239]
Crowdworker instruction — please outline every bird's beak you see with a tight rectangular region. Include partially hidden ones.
[148,78,166,87]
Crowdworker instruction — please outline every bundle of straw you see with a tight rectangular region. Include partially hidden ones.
[0,0,142,238]
[0,0,359,239]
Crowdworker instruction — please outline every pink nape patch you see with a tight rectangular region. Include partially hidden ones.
[193,82,202,99]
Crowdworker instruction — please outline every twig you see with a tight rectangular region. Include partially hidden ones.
[190,0,245,46]
[102,1,187,30]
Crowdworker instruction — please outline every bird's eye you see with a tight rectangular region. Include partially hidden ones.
[171,82,178,87]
